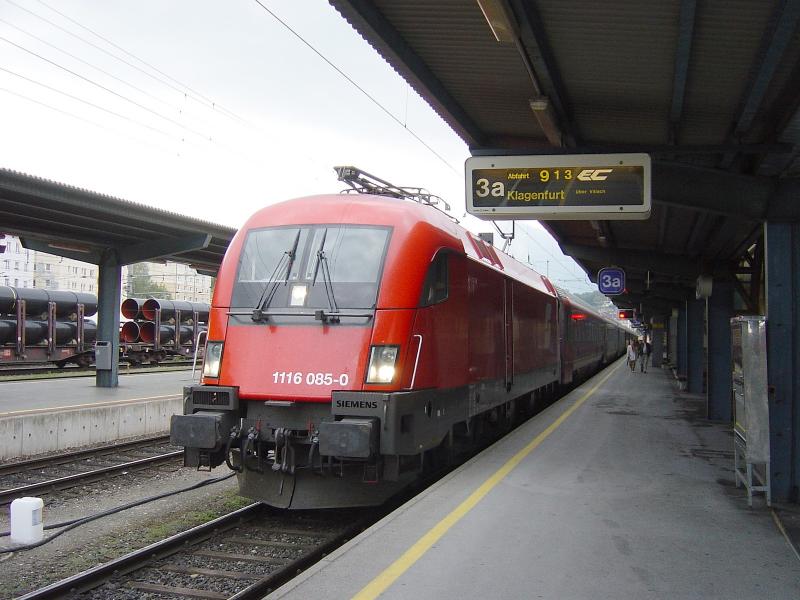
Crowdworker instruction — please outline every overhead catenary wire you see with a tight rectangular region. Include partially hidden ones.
[4,1,461,217]
[25,0,338,179]
[0,16,185,116]
[483,219,589,289]
[0,42,295,170]
[0,17,251,165]
[515,223,592,286]
[0,86,185,158]
[0,78,305,179]
[0,65,178,141]
[517,225,578,272]
[13,0,287,139]
[4,0,454,190]
[0,35,212,142]
[251,0,460,176]
[4,0,242,124]
[34,0,248,124]
[7,0,336,174]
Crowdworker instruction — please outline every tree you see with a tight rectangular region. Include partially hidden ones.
[574,290,609,310]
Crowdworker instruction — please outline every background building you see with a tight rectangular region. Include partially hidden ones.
[33,251,97,293]
[123,261,213,304]
[0,234,34,289]
[1,234,212,303]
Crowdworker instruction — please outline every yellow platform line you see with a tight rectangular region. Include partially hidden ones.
[352,362,622,600]
[771,509,800,563]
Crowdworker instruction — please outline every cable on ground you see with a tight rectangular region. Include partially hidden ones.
[0,472,236,553]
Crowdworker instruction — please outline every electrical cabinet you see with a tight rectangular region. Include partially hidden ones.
[730,316,770,506]
[94,340,112,371]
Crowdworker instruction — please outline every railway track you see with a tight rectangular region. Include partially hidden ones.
[0,436,183,505]
[19,503,379,600]
[8,396,561,599]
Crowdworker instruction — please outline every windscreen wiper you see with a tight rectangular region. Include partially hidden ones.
[311,230,339,323]
[252,230,301,321]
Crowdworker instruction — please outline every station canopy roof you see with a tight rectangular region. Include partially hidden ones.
[331,0,800,317]
[0,168,235,274]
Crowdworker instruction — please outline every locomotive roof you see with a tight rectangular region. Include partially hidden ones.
[243,193,557,299]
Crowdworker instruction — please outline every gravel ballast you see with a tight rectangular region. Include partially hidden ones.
[0,465,248,599]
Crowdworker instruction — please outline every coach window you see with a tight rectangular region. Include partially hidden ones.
[420,251,449,306]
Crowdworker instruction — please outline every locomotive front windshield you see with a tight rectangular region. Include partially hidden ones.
[231,225,391,310]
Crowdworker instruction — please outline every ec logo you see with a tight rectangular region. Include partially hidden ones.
[577,168,613,181]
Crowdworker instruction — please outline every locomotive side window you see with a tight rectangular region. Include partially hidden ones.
[419,251,448,306]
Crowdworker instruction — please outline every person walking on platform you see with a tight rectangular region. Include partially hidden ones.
[639,339,651,373]
[627,340,637,372]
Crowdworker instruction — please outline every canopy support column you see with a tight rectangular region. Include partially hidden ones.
[677,305,688,380]
[765,222,799,502]
[707,280,733,421]
[96,249,121,388]
[686,299,705,394]
[651,318,665,368]
[668,309,678,366]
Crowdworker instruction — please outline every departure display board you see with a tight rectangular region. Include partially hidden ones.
[465,153,651,220]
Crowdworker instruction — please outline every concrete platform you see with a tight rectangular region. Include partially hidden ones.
[0,370,195,414]
[271,360,800,600]
[0,371,195,459]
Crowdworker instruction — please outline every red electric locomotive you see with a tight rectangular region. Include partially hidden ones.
[171,178,627,509]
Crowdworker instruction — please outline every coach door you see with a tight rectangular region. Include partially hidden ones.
[504,279,513,390]
[559,301,573,385]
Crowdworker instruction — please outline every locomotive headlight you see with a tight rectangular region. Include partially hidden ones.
[202,341,224,378]
[366,345,399,384]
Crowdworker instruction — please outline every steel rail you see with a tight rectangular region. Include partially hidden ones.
[0,435,171,476]
[0,450,183,505]
[11,412,530,598]
[15,503,264,600]
[17,501,374,600]
[228,518,369,599]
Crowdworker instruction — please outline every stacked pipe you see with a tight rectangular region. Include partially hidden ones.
[0,285,98,346]
[120,297,208,346]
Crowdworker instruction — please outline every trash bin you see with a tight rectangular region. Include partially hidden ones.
[95,340,112,370]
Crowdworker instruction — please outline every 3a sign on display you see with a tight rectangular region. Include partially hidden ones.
[465,153,651,220]
[597,267,625,296]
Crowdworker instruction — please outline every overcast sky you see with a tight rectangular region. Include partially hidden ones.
[0,0,595,292]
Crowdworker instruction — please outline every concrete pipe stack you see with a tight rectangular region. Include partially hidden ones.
[120,297,208,347]
[0,285,98,347]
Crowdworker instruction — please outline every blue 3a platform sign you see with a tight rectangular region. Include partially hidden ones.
[598,267,625,296]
